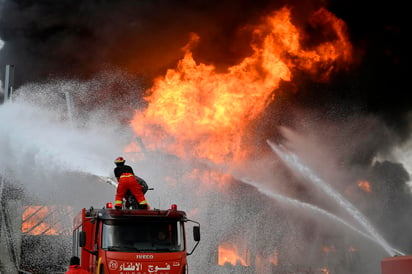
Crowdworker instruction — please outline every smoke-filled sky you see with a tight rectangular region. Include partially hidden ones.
[0,0,409,148]
[0,0,409,128]
[0,0,411,273]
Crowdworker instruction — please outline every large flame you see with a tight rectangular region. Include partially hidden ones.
[126,6,354,269]
[218,242,249,266]
[130,6,352,165]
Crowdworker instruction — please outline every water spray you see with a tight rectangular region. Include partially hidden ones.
[239,177,405,256]
[99,176,118,188]
[267,139,400,257]
[0,100,123,188]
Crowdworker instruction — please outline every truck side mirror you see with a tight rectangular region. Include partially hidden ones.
[79,231,86,247]
[187,220,200,256]
[193,226,200,242]
[79,231,98,256]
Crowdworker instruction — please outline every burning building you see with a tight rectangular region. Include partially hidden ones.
[0,0,410,273]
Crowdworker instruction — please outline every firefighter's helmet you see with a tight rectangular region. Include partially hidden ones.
[114,156,126,164]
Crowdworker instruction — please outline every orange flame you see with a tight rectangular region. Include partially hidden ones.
[255,251,279,273]
[269,250,279,265]
[21,205,73,235]
[357,180,371,192]
[218,242,249,266]
[130,6,353,165]
[322,245,336,253]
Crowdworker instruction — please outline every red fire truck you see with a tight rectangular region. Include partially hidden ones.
[381,255,412,274]
[72,203,200,274]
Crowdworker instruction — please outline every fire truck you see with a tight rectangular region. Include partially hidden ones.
[72,203,200,274]
[381,255,412,274]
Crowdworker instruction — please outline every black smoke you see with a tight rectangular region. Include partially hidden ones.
[0,0,283,85]
[0,0,409,136]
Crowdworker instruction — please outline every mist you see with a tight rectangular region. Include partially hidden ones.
[1,75,411,273]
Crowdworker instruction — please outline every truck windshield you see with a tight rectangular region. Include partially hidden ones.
[102,220,185,252]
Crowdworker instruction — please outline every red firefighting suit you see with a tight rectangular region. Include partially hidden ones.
[115,173,148,209]
[65,265,88,274]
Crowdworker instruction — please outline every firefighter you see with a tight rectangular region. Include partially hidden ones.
[65,256,88,274]
[114,156,149,209]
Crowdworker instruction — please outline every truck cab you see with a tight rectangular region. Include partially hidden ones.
[72,203,200,273]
